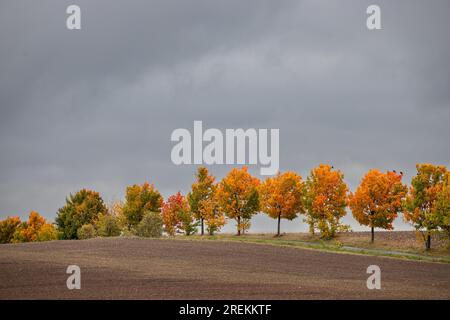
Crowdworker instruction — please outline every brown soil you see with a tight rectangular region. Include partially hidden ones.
[0,237,449,299]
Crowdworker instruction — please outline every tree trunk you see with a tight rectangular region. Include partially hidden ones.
[277,214,281,237]
[237,216,241,236]
[201,218,204,236]
[371,226,374,243]
[370,211,375,243]
[426,233,431,250]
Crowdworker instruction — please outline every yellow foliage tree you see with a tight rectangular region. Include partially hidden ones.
[404,164,448,250]
[187,167,217,235]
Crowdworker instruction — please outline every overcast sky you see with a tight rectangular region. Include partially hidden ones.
[0,0,449,232]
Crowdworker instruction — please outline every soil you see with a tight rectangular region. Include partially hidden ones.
[0,237,449,299]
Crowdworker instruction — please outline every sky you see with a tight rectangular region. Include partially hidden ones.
[0,0,449,233]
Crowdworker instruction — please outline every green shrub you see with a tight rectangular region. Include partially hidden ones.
[77,224,97,239]
[96,214,121,237]
[135,212,163,238]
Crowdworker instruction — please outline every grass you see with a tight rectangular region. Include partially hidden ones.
[173,231,450,264]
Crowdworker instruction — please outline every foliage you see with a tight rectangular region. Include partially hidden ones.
[201,195,226,235]
[56,189,107,239]
[122,183,163,230]
[259,171,305,235]
[187,167,216,235]
[430,172,450,243]
[36,223,58,241]
[216,166,260,235]
[77,224,97,239]
[136,211,163,238]
[11,211,56,243]
[162,192,197,236]
[349,169,407,241]
[96,214,121,237]
[0,216,21,244]
[107,200,127,230]
[304,164,348,239]
[403,164,447,249]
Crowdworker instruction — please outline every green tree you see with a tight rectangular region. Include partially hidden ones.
[77,224,97,239]
[122,182,163,230]
[187,167,216,235]
[403,164,447,250]
[96,214,121,237]
[136,211,163,238]
[56,189,107,239]
[0,216,21,244]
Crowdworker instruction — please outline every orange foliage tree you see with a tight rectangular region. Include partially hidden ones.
[403,164,448,250]
[162,192,197,236]
[349,169,407,243]
[14,211,57,242]
[304,164,349,239]
[259,171,305,236]
[216,166,260,235]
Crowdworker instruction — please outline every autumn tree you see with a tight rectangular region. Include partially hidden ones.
[216,166,260,235]
[107,200,126,229]
[162,192,197,236]
[187,167,216,235]
[432,173,450,243]
[304,164,348,239]
[349,169,407,243]
[13,211,57,242]
[404,164,448,250]
[201,195,226,235]
[36,223,58,242]
[122,182,163,230]
[56,189,107,239]
[0,216,21,244]
[259,171,305,236]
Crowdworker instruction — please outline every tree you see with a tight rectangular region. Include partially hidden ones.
[136,212,163,238]
[56,189,107,239]
[432,173,450,244]
[201,195,226,235]
[0,216,21,244]
[304,164,348,239]
[259,171,305,236]
[13,211,47,242]
[77,224,97,239]
[107,200,126,230]
[96,213,121,237]
[187,167,216,235]
[404,164,448,250]
[162,192,197,236]
[349,169,407,243]
[216,166,260,235]
[36,223,58,242]
[122,182,163,230]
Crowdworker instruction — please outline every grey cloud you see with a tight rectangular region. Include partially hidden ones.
[0,0,449,233]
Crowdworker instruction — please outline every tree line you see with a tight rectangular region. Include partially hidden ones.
[0,163,449,250]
